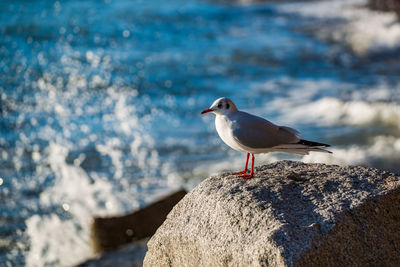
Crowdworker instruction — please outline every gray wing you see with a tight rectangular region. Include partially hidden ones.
[231,111,299,149]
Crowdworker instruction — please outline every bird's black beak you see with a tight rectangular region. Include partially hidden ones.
[201,108,213,114]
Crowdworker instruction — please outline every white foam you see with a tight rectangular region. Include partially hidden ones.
[273,97,400,129]
[278,0,400,55]
[25,143,126,267]
[303,135,400,170]
[265,92,400,171]
[23,82,184,266]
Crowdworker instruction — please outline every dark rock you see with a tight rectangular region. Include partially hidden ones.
[368,0,400,15]
[77,238,149,267]
[90,189,187,253]
[144,161,400,266]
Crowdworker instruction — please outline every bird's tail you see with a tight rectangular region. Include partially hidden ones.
[297,139,330,148]
[272,139,332,155]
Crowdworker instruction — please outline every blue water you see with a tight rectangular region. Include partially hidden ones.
[1,0,400,265]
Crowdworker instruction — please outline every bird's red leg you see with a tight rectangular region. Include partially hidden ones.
[240,154,254,179]
[232,152,250,175]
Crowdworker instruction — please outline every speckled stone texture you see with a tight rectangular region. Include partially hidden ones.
[143,161,400,267]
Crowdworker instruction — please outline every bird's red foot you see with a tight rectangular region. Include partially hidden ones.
[232,170,248,175]
[234,153,254,179]
[240,173,253,179]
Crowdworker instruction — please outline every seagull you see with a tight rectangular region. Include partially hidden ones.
[201,97,331,179]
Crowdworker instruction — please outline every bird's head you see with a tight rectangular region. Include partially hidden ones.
[201,97,238,116]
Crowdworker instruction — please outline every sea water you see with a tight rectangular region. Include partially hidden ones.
[1,0,400,265]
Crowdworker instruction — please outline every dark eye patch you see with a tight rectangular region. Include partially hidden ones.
[226,103,230,109]
[217,103,222,108]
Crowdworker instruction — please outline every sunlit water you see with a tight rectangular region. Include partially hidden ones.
[1,0,400,265]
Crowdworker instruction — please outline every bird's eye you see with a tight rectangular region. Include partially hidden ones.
[217,103,222,108]
[226,103,230,109]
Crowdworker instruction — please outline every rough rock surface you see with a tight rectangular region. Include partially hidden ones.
[144,161,400,267]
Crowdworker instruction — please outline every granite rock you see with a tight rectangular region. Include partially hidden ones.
[144,161,400,266]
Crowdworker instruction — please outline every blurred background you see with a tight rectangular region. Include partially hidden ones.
[1,0,400,265]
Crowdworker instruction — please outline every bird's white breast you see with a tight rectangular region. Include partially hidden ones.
[215,115,247,152]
